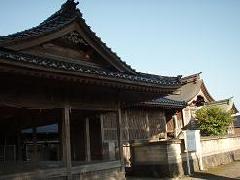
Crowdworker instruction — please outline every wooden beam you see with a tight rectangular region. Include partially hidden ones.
[62,106,72,180]
[85,117,91,162]
[0,91,118,111]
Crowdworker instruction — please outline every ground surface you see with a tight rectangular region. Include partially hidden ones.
[127,161,240,179]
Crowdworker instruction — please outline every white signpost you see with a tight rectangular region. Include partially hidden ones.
[183,130,203,175]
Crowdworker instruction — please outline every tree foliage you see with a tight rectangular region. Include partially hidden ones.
[195,106,233,136]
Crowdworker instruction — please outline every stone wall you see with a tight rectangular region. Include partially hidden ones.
[79,167,125,180]
[0,161,125,180]
[129,135,240,178]
[129,140,185,178]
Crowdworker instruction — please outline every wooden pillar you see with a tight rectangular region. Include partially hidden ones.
[146,112,150,139]
[173,114,178,138]
[182,108,186,127]
[16,116,23,162]
[17,130,22,161]
[32,127,38,162]
[116,107,124,168]
[100,114,106,160]
[163,112,168,139]
[85,117,91,162]
[62,106,72,180]
[125,111,130,142]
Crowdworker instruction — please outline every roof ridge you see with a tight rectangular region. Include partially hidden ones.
[40,0,81,26]
[137,72,182,81]
[208,97,234,105]
[0,1,80,41]
[181,72,202,83]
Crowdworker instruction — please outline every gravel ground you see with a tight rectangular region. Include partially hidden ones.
[127,161,240,180]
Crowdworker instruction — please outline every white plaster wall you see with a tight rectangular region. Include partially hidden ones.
[201,136,240,157]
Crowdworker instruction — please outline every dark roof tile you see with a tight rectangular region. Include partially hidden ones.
[0,0,138,73]
[0,0,183,88]
[0,48,181,86]
[142,97,187,108]
[128,97,187,109]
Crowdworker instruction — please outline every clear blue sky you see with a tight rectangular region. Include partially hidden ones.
[0,0,239,109]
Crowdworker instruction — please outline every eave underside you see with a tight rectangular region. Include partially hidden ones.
[0,48,181,94]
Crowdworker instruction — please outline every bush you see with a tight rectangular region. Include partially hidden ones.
[195,106,233,136]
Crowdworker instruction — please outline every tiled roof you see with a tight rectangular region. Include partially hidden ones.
[0,0,183,88]
[0,1,78,42]
[126,97,186,109]
[0,48,181,86]
[167,73,214,103]
[142,97,187,108]
[0,0,134,73]
[167,79,203,102]
[206,97,239,114]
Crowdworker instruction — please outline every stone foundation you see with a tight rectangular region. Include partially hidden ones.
[201,149,240,169]
[0,161,125,180]
[129,140,185,178]
[79,168,125,180]
[129,135,240,178]
[129,164,170,178]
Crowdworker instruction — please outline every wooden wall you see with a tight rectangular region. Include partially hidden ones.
[122,108,166,141]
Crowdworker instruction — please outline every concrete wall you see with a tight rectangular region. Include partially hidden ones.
[129,135,240,178]
[200,135,240,169]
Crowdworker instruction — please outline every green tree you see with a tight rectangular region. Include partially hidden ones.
[195,106,233,136]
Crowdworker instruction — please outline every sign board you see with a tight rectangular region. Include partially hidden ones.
[183,130,201,152]
[183,130,204,173]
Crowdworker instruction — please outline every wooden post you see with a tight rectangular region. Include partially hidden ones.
[33,127,38,162]
[3,136,6,162]
[85,117,91,162]
[163,112,168,139]
[62,106,72,180]
[17,117,23,162]
[17,130,22,161]
[117,107,124,169]
[100,114,106,159]
[146,112,150,139]
[125,111,130,142]
[173,114,178,138]
[124,110,131,167]
[100,115,105,143]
